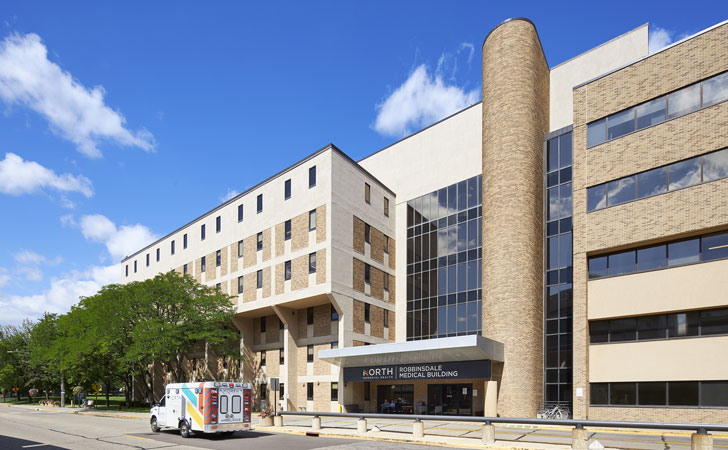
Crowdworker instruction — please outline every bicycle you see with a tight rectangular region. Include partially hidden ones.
[536,403,570,419]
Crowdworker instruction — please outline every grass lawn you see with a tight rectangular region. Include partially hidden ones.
[2,395,150,413]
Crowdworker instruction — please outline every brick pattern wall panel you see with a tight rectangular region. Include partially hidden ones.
[353,300,365,334]
[175,266,183,274]
[275,222,285,257]
[316,204,327,243]
[581,23,728,121]
[313,343,330,375]
[370,305,384,338]
[205,252,216,280]
[316,249,327,284]
[586,102,728,186]
[195,258,202,282]
[297,307,307,338]
[370,267,384,300]
[243,235,256,269]
[296,344,307,377]
[265,315,280,344]
[388,274,395,302]
[292,254,309,291]
[262,228,271,262]
[352,258,365,293]
[220,246,228,277]
[353,216,365,254]
[292,211,308,252]
[389,311,396,339]
[353,340,366,347]
[265,348,280,378]
[229,243,238,273]
[243,273,256,302]
[370,228,384,263]
[275,262,284,295]
[388,238,396,270]
[313,305,330,337]
[313,381,331,411]
[262,267,271,298]
[232,274,239,296]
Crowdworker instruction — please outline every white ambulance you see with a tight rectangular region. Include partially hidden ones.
[150,382,252,438]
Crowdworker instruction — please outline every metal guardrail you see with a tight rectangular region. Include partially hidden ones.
[278,410,728,434]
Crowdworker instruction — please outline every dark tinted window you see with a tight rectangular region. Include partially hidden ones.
[256,270,262,288]
[284,179,291,200]
[309,166,316,188]
[257,194,263,213]
[216,216,221,233]
[607,177,635,206]
[589,321,609,343]
[610,318,636,342]
[700,381,728,407]
[607,108,635,140]
[587,117,606,147]
[637,315,666,340]
[588,256,607,279]
[285,220,291,240]
[668,239,699,266]
[610,382,636,405]
[637,245,666,271]
[238,204,244,222]
[667,312,698,338]
[587,184,607,211]
[608,251,635,276]
[668,381,699,406]
[636,167,667,198]
[636,97,666,129]
[307,307,314,325]
[702,231,728,261]
[284,260,291,281]
[638,382,666,406]
[590,383,609,405]
[700,309,728,335]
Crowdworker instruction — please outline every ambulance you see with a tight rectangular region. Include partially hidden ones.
[150,382,252,438]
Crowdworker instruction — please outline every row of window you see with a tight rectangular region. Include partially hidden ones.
[407,176,482,228]
[587,148,728,212]
[588,230,728,279]
[406,301,482,340]
[408,216,482,263]
[364,182,391,217]
[232,252,319,291]
[587,71,728,147]
[363,222,390,253]
[589,307,728,343]
[590,381,728,408]
[407,260,482,300]
[362,303,390,327]
[258,380,338,402]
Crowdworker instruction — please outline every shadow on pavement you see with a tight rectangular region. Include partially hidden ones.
[0,435,66,449]
[137,429,272,440]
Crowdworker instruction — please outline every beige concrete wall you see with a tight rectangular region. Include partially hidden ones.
[589,259,728,319]
[481,18,549,418]
[589,336,728,382]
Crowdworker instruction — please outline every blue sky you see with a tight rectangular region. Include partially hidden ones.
[0,1,726,325]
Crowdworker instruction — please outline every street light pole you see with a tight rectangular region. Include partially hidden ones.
[60,372,65,407]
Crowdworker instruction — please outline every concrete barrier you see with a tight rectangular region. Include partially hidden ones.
[572,427,589,450]
[357,418,367,434]
[274,415,283,427]
[692,432,713,450]
[482,423,496,444]
[312,416,321,431]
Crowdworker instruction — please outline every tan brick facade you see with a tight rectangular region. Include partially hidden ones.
[370,266,384,300]
[205,251,216,280]
[352,258,365,293]
[370,305,384,338]
[353,300,365,334]
[352,216,365,254]
[388,238,395,270]
[262,267,271,298]
[292,254,309,291]
[243,273,256,302]
[316,249,326,284]
[370,227,384,263]
[275,262,284,295]
[194,257,202,282]
[291,211,308,252]
[220,246,228,277]
[313,304,330,337]
[316,204,326,243]
[243,235,256,269]
[262,228,271,262]
[229,243,238,273]
[275,222,285,257]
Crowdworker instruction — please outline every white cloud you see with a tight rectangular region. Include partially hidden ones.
[0,263,120,326]
[219,189,240,203]
[460,42,475,65]
[0,267,9,287]
[373,64,479,137]
[80,214,159,261]
[14,249,47,265]
[17,266,42,282]
[60,214,76,227]
[0,152,93,197]
[649,26,691,54]
[0,33,156,158]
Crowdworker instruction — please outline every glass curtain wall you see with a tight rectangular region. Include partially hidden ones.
[406,175,482,340]
[545,131,573,408]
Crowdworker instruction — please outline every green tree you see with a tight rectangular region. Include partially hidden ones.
[27,313,61,400]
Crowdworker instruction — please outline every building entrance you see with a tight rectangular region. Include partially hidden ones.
[377,384,414,414]
[427,384,473,415]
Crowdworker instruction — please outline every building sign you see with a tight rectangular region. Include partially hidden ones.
[344,360,491,382]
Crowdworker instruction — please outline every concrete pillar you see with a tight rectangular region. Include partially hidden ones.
[274,415,283,427]
[691,432,713,450]
[482,424,496,444]
[484,380,498,417]
[312,416,321,431]
[481,18,550,418]
[357,418,367,434]
[572,428,589,450]
[413,420,424,438]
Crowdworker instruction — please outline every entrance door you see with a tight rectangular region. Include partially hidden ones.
[427,384,473,415]
[377,384,414,414]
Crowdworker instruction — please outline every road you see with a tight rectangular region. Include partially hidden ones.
[0,406,442,450]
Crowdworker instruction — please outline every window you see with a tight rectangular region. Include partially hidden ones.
[279,383,284,397]
[607,107,635,140]
[146,253,150,267]
[125,265,128,277]
[238,275,243,293]
[309,166,316,188]
[171,240,175,255]
[238,204,244,222]
[384,236,389,254]
[232,395,241,414]
[216,216,221,233]
[307,344,314,363]
[284,179,291,200]
[636,167,667,198]
[260,383,267,401]
[703,148,728,182]
[668,157,701,190]
[183,264,188,275]
[260,316,266,333]
[364,224,371,243]
[384,197,389,217]
[257,194,263,213]
[364,183,371,204]
[668,84,701,119]
[220,394,229,414]
[201,224,206,240]
[307,307,314,325]
[284,260,291,281]
[703,72,728,107]
[383,273,389,292]
[669,382,699,406]
[668,239,699,266]
[610,382,636,405]
[636,97,666,129]
[331,341,338,349]
[257,232,263,251]
[215,283,221,291]
[587,118,606,147]
[238,240,244,258]
[309,252,316,274]
[364,382,371,401]
[607,177,635,206]
[702,231,728,261]
[607,251,635,276]
[589,308,728,343]
[256,270,262,289]
[309,210,316,231]
[201,256,206,273]
[586,183,607,212]
[364,303,370,323]
[279,348,284,365]
[183,233,188,249]
[285,220,291,240]
[364,264,371,284]
[279,318,284,329]
[331,382,339,401]
[384,309,389,328]
[216,250,221,267]
[307,382,314,400]
[331,304,338,321]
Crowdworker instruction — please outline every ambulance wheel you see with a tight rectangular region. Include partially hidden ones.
[150,417,160,433]
[179,421,191,438]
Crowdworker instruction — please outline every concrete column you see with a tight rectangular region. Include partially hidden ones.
[274,415,283,427]
[482,424,496,444]
[357,418,367,434]
[572,428,589,450]
[691,432,713,450]
[484,380,498,417]
[312,416,321,431]
[413,420,424,438]
[482,18,550,418]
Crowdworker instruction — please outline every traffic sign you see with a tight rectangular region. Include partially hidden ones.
[12,387,18,392]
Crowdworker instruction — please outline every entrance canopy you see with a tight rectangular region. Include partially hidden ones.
[319,335,504,368]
